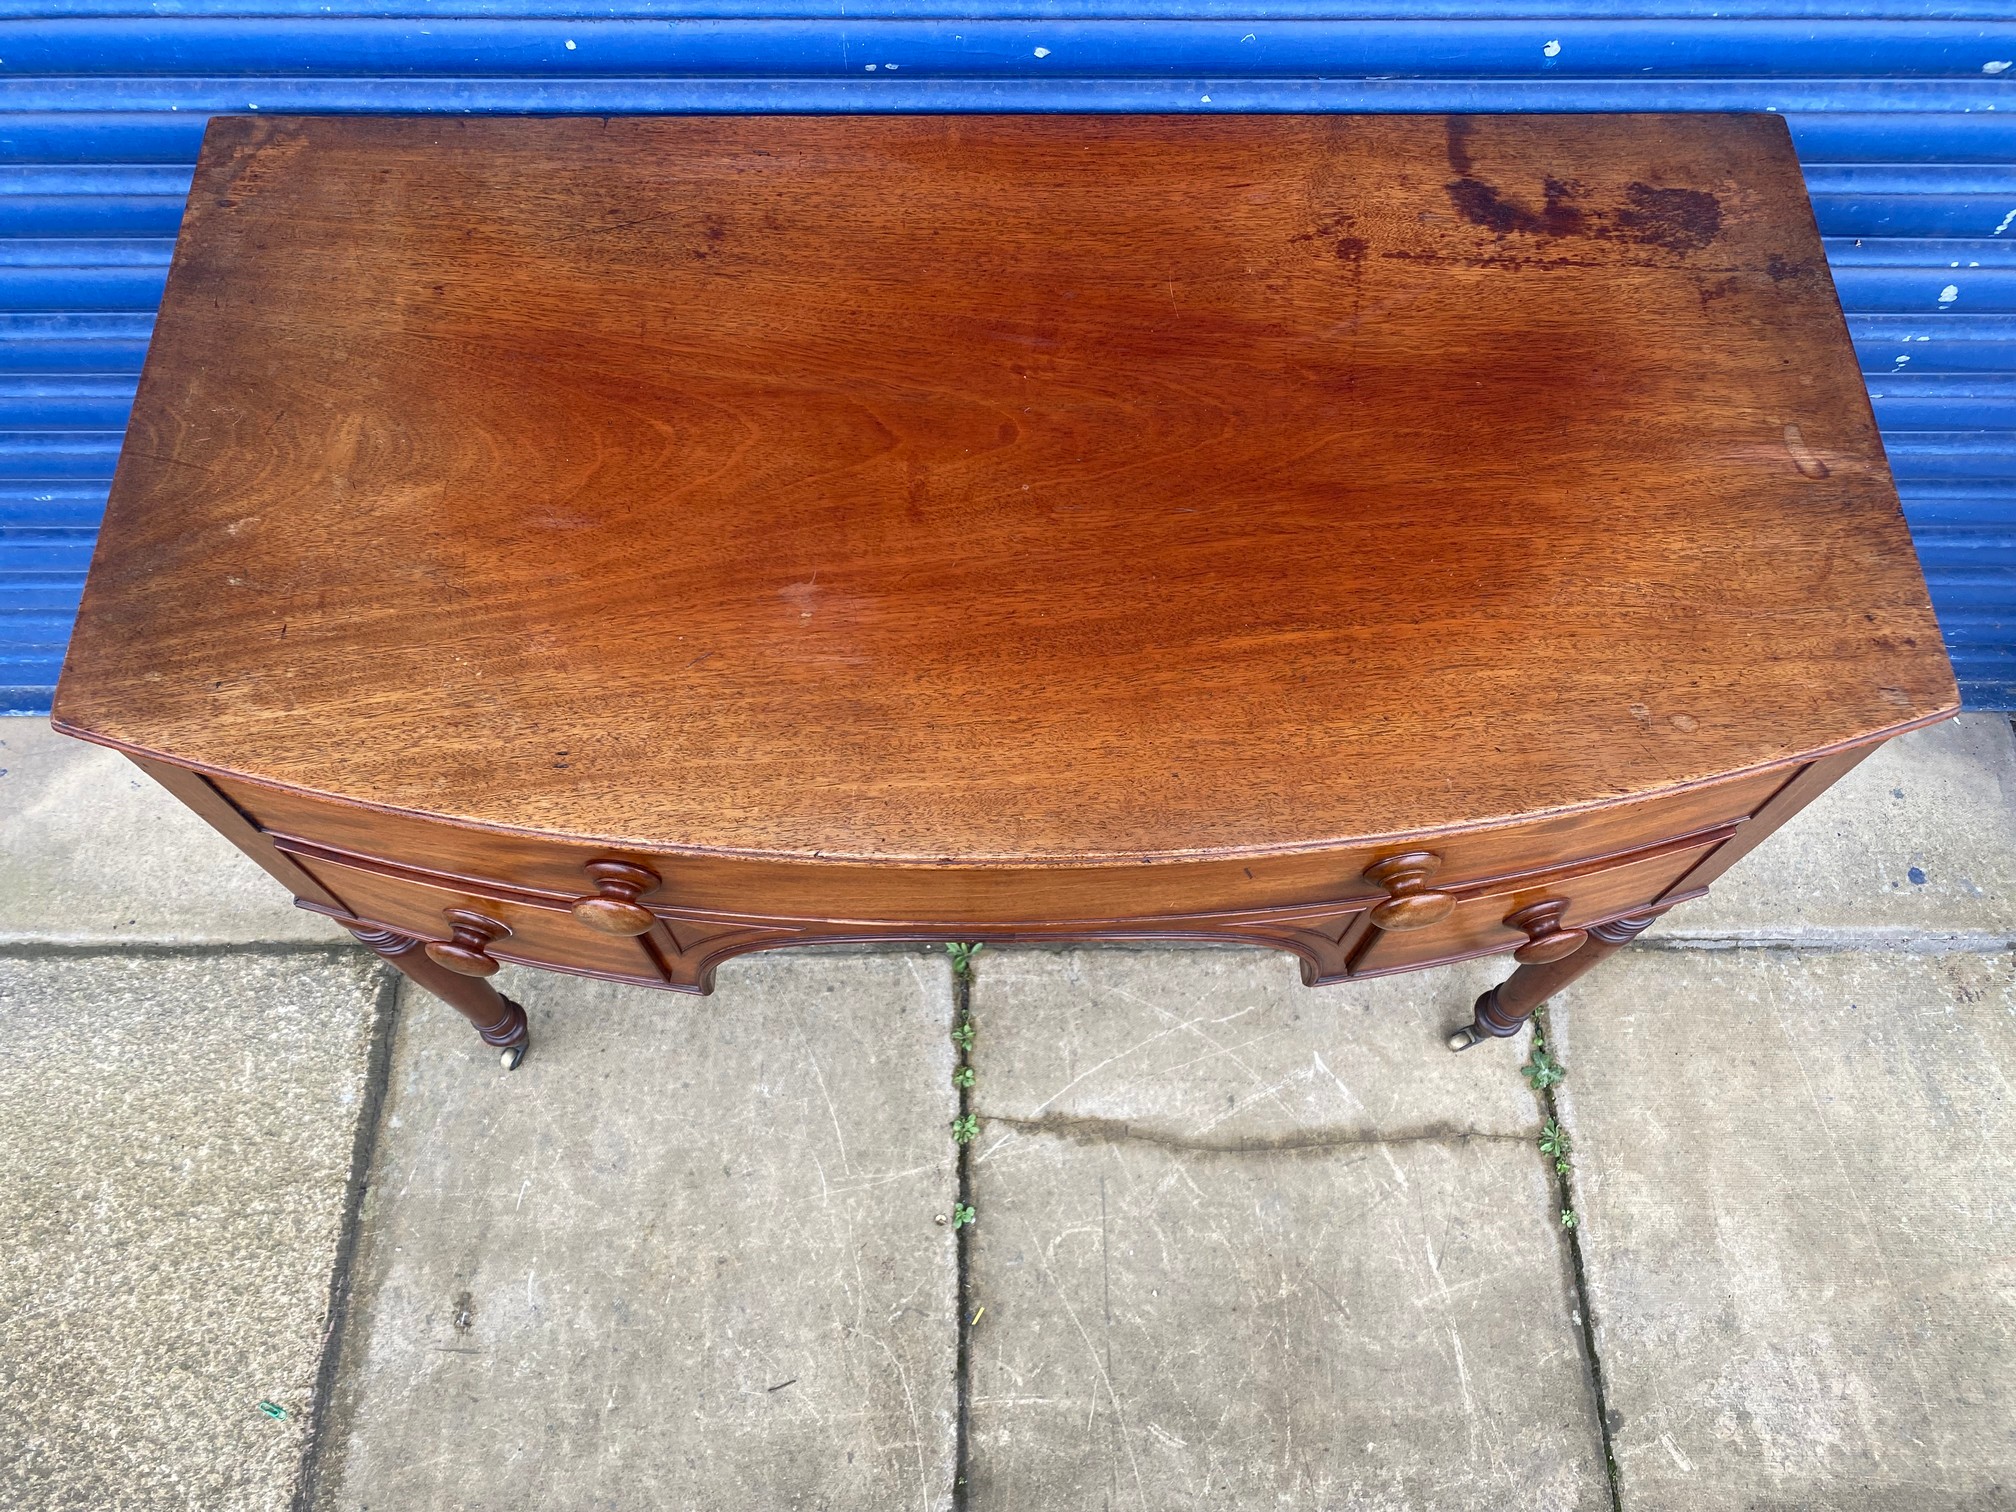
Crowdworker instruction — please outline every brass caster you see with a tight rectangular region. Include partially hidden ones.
[1448,987,1526,1052]
[500,1042,528,1071]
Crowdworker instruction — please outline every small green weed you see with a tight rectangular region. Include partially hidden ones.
[1522,1045,1565,1092]
[1519,1018,1581,1239]
[1539,1118,1571,1175]
[953,1065,975,1089]
[952,1203,976,1230]
[946,942,984,979]
[951,1113,979,1145]
[951,1020,975,1052]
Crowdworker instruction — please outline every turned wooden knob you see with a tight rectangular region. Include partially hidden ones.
[425,908,510,976]
[1364,851,1456,930]
[1506,899,1589,965]
[570,860,662,935]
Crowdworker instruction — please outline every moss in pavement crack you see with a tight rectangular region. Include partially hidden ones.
[1522,1006,1623,1512]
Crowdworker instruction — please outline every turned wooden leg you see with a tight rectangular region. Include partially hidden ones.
[345,923,531,1069]
[1447,907,1665,1052]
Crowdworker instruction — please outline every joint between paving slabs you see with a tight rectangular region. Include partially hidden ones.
[1632,932,2016,955]
[947,945,979,1512]
[1526,1007,1625,1512]
[0,939,372,961]
[291,958,405,1512]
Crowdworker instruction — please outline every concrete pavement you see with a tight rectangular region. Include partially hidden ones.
[0,719,335,947]
[0,949,387,1512]
[964,951,1608,1511]
[3,712,2013,1510]
[312,955,960,1512]
[1552,948,2016,1510]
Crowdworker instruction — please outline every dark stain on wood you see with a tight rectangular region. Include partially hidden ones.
[1445,173,1589,238]
[1445,115,1475,175]
[1446,169,1719,254]
[1615,181,1723,252]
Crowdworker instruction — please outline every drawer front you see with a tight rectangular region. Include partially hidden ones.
[296,855,670,983]
[212,764,1792,925]
[1349,838,1719,978]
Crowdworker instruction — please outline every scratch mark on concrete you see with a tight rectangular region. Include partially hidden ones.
[865,1330,931,1512]
[792,1001,853,1177]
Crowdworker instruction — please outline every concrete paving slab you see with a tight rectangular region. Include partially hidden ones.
[1657,713,2016,946]
[0,716,336,946]
[968,946,1544,1140]
[1550,947,2016,1509]
[0,947,387,1512]
[965,949,1608,1511]
[317,949,960,1512]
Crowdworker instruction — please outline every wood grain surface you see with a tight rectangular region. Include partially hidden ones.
[55,113,1957,863]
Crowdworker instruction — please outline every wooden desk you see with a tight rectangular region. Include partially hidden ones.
[55,114,1957,1068]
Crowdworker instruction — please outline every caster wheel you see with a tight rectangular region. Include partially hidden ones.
[500,1042,528,1071]
[1447,1026,1484,1053]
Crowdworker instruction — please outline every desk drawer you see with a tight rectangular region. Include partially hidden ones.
[1349,836,1719,977]
[296,855,671,985]
[211,764,1790,924]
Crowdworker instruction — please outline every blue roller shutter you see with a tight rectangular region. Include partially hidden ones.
[1,4,2010,711]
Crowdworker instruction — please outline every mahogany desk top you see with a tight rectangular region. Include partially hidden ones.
[54,114,1955,1062]
[55,113,1955,865]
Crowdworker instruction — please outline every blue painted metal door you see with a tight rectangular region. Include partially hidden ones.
[2,5,2010,711]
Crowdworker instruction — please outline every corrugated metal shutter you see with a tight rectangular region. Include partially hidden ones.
[2,6,2010,712]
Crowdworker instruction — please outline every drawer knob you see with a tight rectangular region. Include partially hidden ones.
[1364,851,1456,930]
[570,860,663,936]
[426,908,511,976]
[1507,900,1589,965]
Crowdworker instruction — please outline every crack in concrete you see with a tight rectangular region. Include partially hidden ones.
[982,1111,1529,1156]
